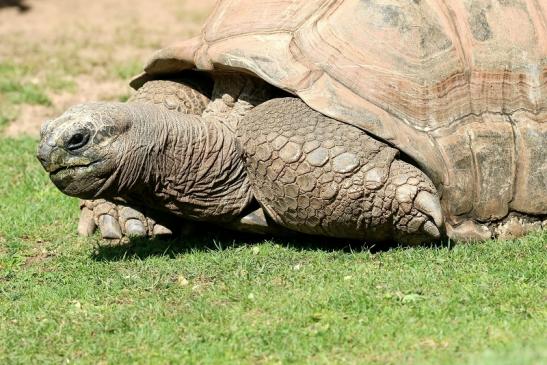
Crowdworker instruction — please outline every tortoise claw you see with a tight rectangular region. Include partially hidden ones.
[422,221,441,239]
[98,214,122,239]
[125,219,147,237]
[414,190,443,227]
[152,223,173,237]
[118,206,148,237]
[78,206,97,237]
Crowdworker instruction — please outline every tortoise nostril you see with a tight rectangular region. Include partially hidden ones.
[66,131,90,151]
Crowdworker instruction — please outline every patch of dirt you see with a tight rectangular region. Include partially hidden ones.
[0,0,215,136]
[5,77,128,136]
[23,250,55,268]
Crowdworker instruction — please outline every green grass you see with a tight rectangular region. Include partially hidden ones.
[0,62,73,106]
[0,137,546,364]
[0,63,47,129]
[0,61,77,130]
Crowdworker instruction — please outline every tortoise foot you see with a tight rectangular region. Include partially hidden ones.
[78,199,177,241]
[447,215,545,242]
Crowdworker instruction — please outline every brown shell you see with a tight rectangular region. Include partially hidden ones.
[132,0,547,223]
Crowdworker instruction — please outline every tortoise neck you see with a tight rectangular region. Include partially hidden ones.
[118,102,254,222]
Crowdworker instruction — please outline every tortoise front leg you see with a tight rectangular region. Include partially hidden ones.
[79,77,211,240]
[238,98,444,245]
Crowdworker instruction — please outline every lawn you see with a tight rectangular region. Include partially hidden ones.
[1,1,546,363]
[0,137,545,364]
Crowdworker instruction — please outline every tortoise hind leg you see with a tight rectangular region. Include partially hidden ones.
[239,97,444,245]
[446,215,545,242]
[493,216,546,239]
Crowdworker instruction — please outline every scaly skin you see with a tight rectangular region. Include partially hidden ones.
[238,98,443,244]
[37,84,444,244]
[130,78,211,115]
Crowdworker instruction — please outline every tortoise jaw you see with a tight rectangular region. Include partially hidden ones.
[48,158,102,191]
[47,158,109,199]
[49,160,98,177]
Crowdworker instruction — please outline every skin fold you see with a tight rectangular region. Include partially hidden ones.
[37,78,444,245]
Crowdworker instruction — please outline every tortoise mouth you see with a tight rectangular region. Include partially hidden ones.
[48,158,111,199]
[49,160,99,176]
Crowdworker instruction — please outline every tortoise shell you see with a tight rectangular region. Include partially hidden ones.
[131,0,547,225]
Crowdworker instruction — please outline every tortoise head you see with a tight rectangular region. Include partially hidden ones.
[37,102,133,199]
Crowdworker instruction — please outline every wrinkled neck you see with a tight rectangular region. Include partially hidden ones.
[113,102,253,221]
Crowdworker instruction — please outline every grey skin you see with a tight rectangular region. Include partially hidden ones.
[37,77,444,245]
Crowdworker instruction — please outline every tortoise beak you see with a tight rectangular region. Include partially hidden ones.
[37,140,61,173]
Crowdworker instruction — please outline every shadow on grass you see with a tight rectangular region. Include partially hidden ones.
[92,230,258,261]
[92,224,449,262]
[0,0,30,12]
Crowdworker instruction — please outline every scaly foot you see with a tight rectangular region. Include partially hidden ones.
[78,199,175,240]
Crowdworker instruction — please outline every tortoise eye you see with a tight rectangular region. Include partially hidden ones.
[66,131,90,151]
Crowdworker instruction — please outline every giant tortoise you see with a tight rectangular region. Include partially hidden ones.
[37,0,546,244]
